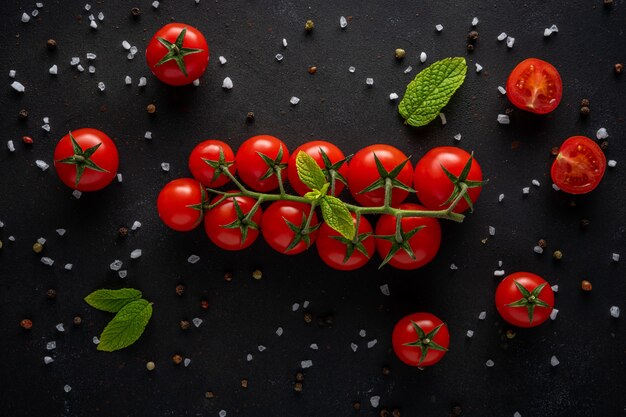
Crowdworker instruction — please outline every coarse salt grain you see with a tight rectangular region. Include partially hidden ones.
[608,160,617,168]
[301,360,313,368]
[497,32,507,41]
[84,4,91,10]
[122,40,131,50]
[370,396,380,408]
[380,284,390,296]
[160,162,170,171]
[130,249,142,259]
[131,220,142,230]
[552,183,560,191]
[454,133,462,141]
[366,77,374,86]
[72,190,82,199]
[97,12,104,21]
[219,411,226,417]
[514,413,522,417]
[475,63,483,73]
[544,28,553,37]
[246,354,253,361]
[497,114,510,124]
[612,253,620,262]
[97,81,105,91]
[65,263,73,270]
[44,356,54,365]
[86,52,96,60]
[435,24,443,32]
[282,38,288,48]
[11,81,25,92]
[144,131,152,139]
[36,160,49,171]
[56,228,66,236]
[118,270,127,278]
[550,24,559,33]
[522,187,530,194]
[450,264,458,270]
[486,359,495,367]
[359,329,366,338]
[110,260,123,271]
[439,113,447,125]
[292,303,300,311]
[7,141,15,152]
[184,358,191,367]
[551,285,559,293]
[367,339,377,348]
[42,124,51,132]
[46,341,56,350]
[276,327,283,336]
[350,343,358,352]
[37,237,46,245]
[478,311,486,320]
[506,36,515,48]
[610,306,620,318]
[498,193,505,202]
[389,93,399,101]
[219,56,227,65]
[117,173,123,182]
[310,343,318,350]
[534,246,544,254]
[349,66,356,73]
[64,385,72,393]
[127,52,135,60]
[275,53,283,62]
[340,16,347,28]
[37,3,43,8]
[258,345,266,352]
[138,77,147,87]
[222,77,233,89]
[532,179,541,187]
[290,96,300,105]
[41,257,54,266]
[21,13,31,23]
[498,86,506,95]
[472,17,479,26]
[187,254,200,263]
[404,66,412,74]
[550,355,560,366]
[193,79,200,86]
[152,1,159,8]
[49,65,58,75]
[9,70,16,78]
[56,323,65,332]
[494,270,505,277]
[420,52,427,63]
[488,226,496,236]
[88,66,95,74]
[192,317,203,327]
[90,20,97,29]
[466,330,474,338]
[550,308,559,320]
[124,75,132,85]
[596,128,609,139]
[130,46,138,55]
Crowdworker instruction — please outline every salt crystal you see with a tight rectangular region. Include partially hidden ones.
[110,260,123,271]
[450,264,458,270]
[610,306,620,318]
[276,327,283,336]
[152,1,159,9]
[533,246,544,254]
[420,52,427,63]
[506,36,515,48]
[192,317,203,327]
[551,285,559,293]
[497,32,507,41]
[193,79,200,86]
[494,270,505,277]
[84,3,91,10]
[7,141,15,152]
[144,131,152,139]
[303,301,310,308]
[282,38,288,48]
[310,343,318,350]
[9,70,16,78]
[130,46,138,55]
[86,52,96,60]
[550,355,560,366]
[380,284,390,296]
[403,65,413,73]
[37,3,44,8]
[118,270,127,278]
[350,343,358,352]
[42,124,51,132]
[127,52,134,60]
[498,86,506,95]
[188,255,200,263]
[246,354,253,361]
[184,358,191,367]
[497,114,510,124]
[475,63,483,73]
[97,12,104,21]
[596,128,609,139]
[472,17,479,26]
[358,329,366,338]
[522,187,530,194]
[88,14,95,21]
[130,249,142,259]
[65,263,73,270]
[116,173,123,182]
[222,77,233,89]
[301,360,313,368]
[389,93,399,101]
[550,308,559,320]
[435,24,443,32]
[544,28,553,37]
[70,57,80,66]
[275,53,284,62]
[367,339,377,348]
[439,113,447,125]
[552,183,560,191]
[608,160,617,168]
[258,345,266,352]
[532,179,541,187]
[64,385,72,393]
[218,56,227,65]
[131,221,142,230]
[612,253,620,262]
[486,359,495,367]
[11,81,25,92]
[122,40,131,50]
[0,221,3,228]
[292,303,300,311]
[46,341,56,350]
[161,162,170,171]
[366,77,374,86]
[44,356,54,365]
[90,20,97,29]
[498,193,505,202]
[349,66,356,73]
[97,82,105,91]
[56,323,65,332]
[488,226,495,236]
[466,330,474,338]
[38,237,46,245]
[9,236,16,242]
[454,133,462,141]
[36,160,49,171]
[290,96,300,105]
[88,66,95,74]
[21,12,31,23]
[370,395,380,408]
[49,65,58,75]
[340,16,347,28]
[514,413,521,417]
[478,311,486,320]
[550,24,559,33]
[219,410,227,417]
[138,77,147,87]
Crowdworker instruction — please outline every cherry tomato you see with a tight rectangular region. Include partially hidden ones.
[235,135,290,192]
[189,140,236,188]
[413,147,483,213]
[495,272,554,328]
[261,201,318,255]
[157,178,206,232]
[287,141,350,196]
[551,136,606,195]
[348,144,413,207]
[146,23,209,86]
[374,203,441,270]
[53,128,119,192]
[204,193,262,250]
[392,312,449,367]
[506,58,563,114]
[316,213,374,270]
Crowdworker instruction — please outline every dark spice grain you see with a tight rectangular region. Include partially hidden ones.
[175,284,185,296]
[73,316,82,325]
[615,63,623,74]
[172,354,183,365]
[18,109,28,119]
[600,140,609,150]
[580,106,590,116]
[353,401,361,411]
[392,409,401,417]
[246,111,255,122]
[20,319,33,329]
[118,226,129,238]
[294,382,303,392]
[131,7,141,17]
[46,39,57,50]
[180,320,191,330]
[47,289,57,299]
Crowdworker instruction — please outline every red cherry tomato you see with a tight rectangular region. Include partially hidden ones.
[146,23,209,86]
[53,128,119,192]
[235,135,290,192]
[316,213,374,270]
[506,58,563,114]
[495,272,554,328]
[261,201,318,255]
[392,312,449,367]
[287,141,350,196]
[348,144,413,207]
[550,136,606,195]
[413,147,483,213]
[157,178,206,231]
[374,203,441,270]
[204,193,262,250]
[188,140,236,188]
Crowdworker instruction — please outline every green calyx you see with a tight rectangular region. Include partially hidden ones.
[155,27,204,77]
[375,222,425,269]
[329,231,372,264]
[506,281,551,324]
[283,211,320,253]
[220,198,260,247]
[403,320,448,366]
[440,152,486,212]
[202,147,234,185]
[257,145,288,182]
[56,131,109,187]
[358,153,414,196]
[318,148,349,196]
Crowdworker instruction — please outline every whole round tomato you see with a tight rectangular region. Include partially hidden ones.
[204,193,262,250]
[495,272,554,328]
[146,23,209,86]
[506,58,562,114]
[157,178,206,232]
[53,128,119,192]
[189,140,236,188]
[392,312,449,367]
[551,136,606,195]
[261,201,318,255]
[374,203,441,270]
[316,213,374,270]
[413,147,483,213]
[348,144,413,207]
[287,141,350,196]
[235,135,290,192]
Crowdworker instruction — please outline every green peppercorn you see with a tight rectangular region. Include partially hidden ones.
[33,242,43,253]
[252,269,263,280]
[304,20,314,31]
[394,48,406,59]
[553,250,563,260]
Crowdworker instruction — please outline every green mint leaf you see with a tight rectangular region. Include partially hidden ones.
[398,57,467,127]
[320,195,355,240]
[296,151,328,191]
[97,299,153,352]
[84,288,142,313]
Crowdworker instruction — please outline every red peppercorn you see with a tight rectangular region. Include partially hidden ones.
[22,136,33,144]
[20,319,33,329]
[200,300,209,309]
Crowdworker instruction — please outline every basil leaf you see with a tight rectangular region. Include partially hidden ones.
[296,151,327,191]
[97,299,153,352]
[320,195,355,240]
[84,288,142,313]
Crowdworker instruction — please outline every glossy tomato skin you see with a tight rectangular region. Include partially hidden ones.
[53,128,119,192]
[261,201,318,255]
[348,144,413,207]
[375,203,441,270]
[506,58,563,114]
[392,312,449,367]
[551,136,606,195]
[157,178,205,232]
[287,141,349,196]
[204,194,262,250]
[146,23,209,86]
[495,272,554,328]
[316,213,374,271]
[236,135,290,192]
[189,140,236,188]
[413,147,483,213]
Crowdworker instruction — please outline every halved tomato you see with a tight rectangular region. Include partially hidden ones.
[506,58,562,114]
[551,136,606,194]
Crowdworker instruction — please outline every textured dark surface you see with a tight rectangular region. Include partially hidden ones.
[1,1,625,416]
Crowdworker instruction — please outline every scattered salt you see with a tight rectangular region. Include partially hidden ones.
[380,284,390,296]
[152,1,159,9]
[301,360,313,369]
[193,79,200,86]
[552,183,560,191]
[37,3,44,8]
[9,236,15,242]
[11,81,25,93]
[610,306,620,318]
[44,356,54,365]
[359,329,366,338]
[7,141,15,152]
[350,343,358,352]
[544,28,553,37]
[420,52,427,63]
[596,128,609,139]
[488,226,496,236]
[389,93,399,101]
[246,354,253,361]
[46,341,56,350]
[21,12,31,23]
[88,14,94,21]
[64,385,72,393]
[219,56,227,65]
[88,66,96,74]
[9,70,16,78]
[161,162,170,172]
[127,52,135,60]
[466,330,474,338]
[550,308,559,320]
[117,173,123,182]
[439,113,447,125]
[145,131,152,139]
[497,114,510,124]
[608,160,617,168]
[97,12,104,21]
[42,124,51,132]
[454,133,462,141]
[450,264,458,270]
[275,53,284,62]
[404,66,412,74]
[84,4,91,10]
[475,63,483,73]
[122,40,131,50]
[303,301,310,308]
[36,160,49,171]
[131,220,142,230]
[31,9,38,16]
[49,65,58,75]
[497,32,507,41]
[486,359,495,367]
[184,358,191,367]
[292,303,300,311]
[370,395,381,408]
[494,270,505,277]
[86,52,96,60]
[38,237,46,245]
[97,81,105,91]
[118,270,127,278]
[193,317,203,327]
[478,311,486,320]
[498,86,506,95]
[138,77,147,87]
[72,190,82,199]
[348,66,356,73]
[367,339,377,348]
[65,263,73,270]
[110,260,123,271]
[290,96,300,105]
[366,77,374,86]
[56,323,65,332]
[506,36,515,48]
[276,327,283,336]
[522,187,530,194]
[533,246,544,254]
[258,345,266,352]
[551,285,559,293]
[219,410,227,417]
[130,249,142,259]
[435,24,443,32]
[550,355,560,366]
[130,46,138,55]
[90,20,97,29]
[550,24,559,33]
[188,255,200,263]
[612,253,620,262]
[472,17,479,26]
[532,179,541,187]
[222,77,233,89]
[340,16,347,28]
[310,343,318,350]
[514,413,522,417]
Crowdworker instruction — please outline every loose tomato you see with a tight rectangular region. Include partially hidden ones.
[189,140,236,188]
[413,147,483,213]
[157,178,206,232]
[146,23,209,86]
[348,144,413,207]
[506,58,562,114]
[392,312,449,367]
[261,201,318,255]
[235,135,290,192]
[53,128,119,192]
[287,141,350,196]
[551,136,606,195]
[495,272,554,328]
[316,213,374,270]
[374,203,441,270]
[204,193,262,250]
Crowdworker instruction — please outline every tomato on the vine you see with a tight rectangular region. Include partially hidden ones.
[413,147,484,213]
[495,272,554,328]
[392,312,449,367]
[374,203,441,270]
[316,213,374,270]
[506,58,563,114]
[157,178,206,231]
[53,128,119,192]
[261,201,319,255]
[189,140,236,188]
[551,136,606,195]
[204,193,262,250]
[146,23,209,86]
[287,141,350,196]
[348,144,413,207]
[235,135,290,192]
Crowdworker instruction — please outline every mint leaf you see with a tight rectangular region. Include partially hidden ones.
[84,288,142,313]
[320,195,355,240]
[398,57,467,127]
[296,151,327,191]
[97,299,153,352]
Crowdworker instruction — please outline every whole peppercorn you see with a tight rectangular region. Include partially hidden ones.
[580,218,590,228]
[580,98,590,107]
[468,30,479,41]
[241,379,248,388]
[538,239,547,248]
[551,146,559,156]
[382,366,391,375]
[615,63,623,74]
[22,136,34,144]
[175,284,185,296]
[353,401,361,411]
[451,405,463,416]
[205,391,215,399]
[47,288,57,299]
[294,382,303,392]
[146,104,156,114]
[308,66,317,74]
[252,269,263,280]
[552,250,563,260]
[200,300,209,310]
[392,409,401,417]
[506,329,516,339]
[224,272,233,281]
[146,361,156,371]
[303,312,313,323]
[46,39,57,50]
[604,0,614,6]
[394,48,406,59]
[20,319,33,330]
[172,354,183,365]
[581,280,593,291]
[246,111,255,122]
[18,109,28,119]
[580,106,590,116]
[505,107,514,116]
[304,20,314,32]
[295,371,304,381]
[380,409,390,417]
[180,320,191,330]
[73,316,82,326]
[33,242,43,253]
[118,226,129,238]
[466,44,474,52]
[600,140,609,150]
[131,7,141,17]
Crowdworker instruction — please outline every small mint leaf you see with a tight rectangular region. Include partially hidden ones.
[84,288,142,313]
[320,195,355,240]
[296,151,327,191]
[97,299,153,352]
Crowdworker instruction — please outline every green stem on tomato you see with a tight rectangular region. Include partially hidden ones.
[383,177,393,209]
[303,201,318,232]
[394,214,403,243]
[329,170,337,196]
[445,182,468,215]
[275,167,286,197]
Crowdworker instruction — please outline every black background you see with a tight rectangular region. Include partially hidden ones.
[1,1,625,416]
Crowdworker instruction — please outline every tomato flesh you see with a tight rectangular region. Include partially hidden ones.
[506,58,562,114]
[551,136,606,194]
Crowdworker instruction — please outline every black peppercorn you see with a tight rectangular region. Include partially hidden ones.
[180,320,191,330]
[600,140,609,150]
[46,39,57,50]
[131,7,141,17]
[580,106,590,116]
[466,44,474,52]
[73,316,82,326]
[246,112,255,122]
[468,31,479,41]
[295,372,304,381]
[118,226,129,238]
[353,401,361,411]
[580,218,590,228]
[18,109,28,119]
[615,63,623,74]
[175,284,185,296]
[47,289,57,299]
